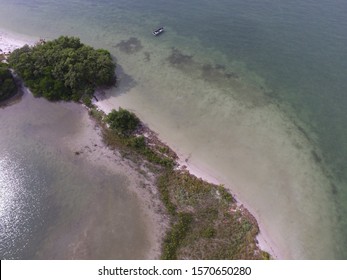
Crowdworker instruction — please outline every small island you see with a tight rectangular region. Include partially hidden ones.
[7,36,270,260]
[8,36,115,102]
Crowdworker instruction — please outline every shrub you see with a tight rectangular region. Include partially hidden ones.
[130,135,146,149]
[82,95,92,107]
[201,227,216,238]
[105,107,140,135]
[161,212,192,260]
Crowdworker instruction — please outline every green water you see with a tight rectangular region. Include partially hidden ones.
[0,0,346,259]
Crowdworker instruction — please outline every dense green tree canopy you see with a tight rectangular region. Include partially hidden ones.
[8,36,115,101]
[106,108,140,135]
[0,62,17,101]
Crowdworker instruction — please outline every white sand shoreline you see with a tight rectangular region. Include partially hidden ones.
[1,28,281,259]
[0,28,37,56]
[177,154,282,259]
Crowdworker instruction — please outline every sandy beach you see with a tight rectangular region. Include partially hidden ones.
[1,29,279,259]
[0,28,36,55]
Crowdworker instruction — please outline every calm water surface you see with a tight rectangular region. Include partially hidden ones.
[0,92,151,259]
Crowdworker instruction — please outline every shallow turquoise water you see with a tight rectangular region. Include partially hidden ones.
[0,0,346,258]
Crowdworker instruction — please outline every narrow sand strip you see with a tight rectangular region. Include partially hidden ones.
[94,90,282,259]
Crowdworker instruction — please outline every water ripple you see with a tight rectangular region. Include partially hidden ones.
[0,152,45,259]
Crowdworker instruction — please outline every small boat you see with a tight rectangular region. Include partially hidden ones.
[152,27,164,36]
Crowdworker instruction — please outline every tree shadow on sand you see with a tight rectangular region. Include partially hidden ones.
[115,64,137,94]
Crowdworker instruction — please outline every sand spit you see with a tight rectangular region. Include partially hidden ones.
[94,90,280,259]
[1,28,285,259]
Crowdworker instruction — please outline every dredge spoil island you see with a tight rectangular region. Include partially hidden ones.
[1,33,270,259]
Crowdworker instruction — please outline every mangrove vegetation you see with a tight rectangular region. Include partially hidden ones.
[8,36,115,101]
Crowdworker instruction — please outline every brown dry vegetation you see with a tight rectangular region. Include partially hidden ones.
[158,170,270,260]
